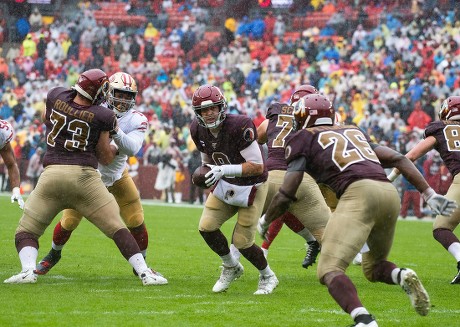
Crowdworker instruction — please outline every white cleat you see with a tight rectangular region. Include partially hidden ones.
[140,269,168,286]
[353,252,363,265]
[4,269,37,284]
[400,268,430,316]
[212,262,244,293]
[254,273,279,295]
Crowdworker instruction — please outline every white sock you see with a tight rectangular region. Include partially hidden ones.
[221,253,238,267]
[51,241,64,251]
[262,247,268,258]
[448,242,460,262]
[350,307,369,320]
[229,243,241,262]
[129,253,148,275]
[19,246,38,272]
[297,228,316,242]
[259,264,274,277]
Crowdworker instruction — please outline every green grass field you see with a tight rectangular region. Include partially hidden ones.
[1,195,459,327]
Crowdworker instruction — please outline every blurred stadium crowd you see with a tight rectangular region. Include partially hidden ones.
[0,0,458,208]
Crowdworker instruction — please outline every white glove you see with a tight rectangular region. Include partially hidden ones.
[204,164,242,187]
[11,187,24,209]
[257,214,269,241]
[422,188,457,216]
[205,165,225,187]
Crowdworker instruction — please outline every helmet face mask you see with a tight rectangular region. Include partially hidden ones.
[293,94,334,130]
[439,96,460,121]
[192,85,227,129]
[107,72,137,117]
[73,69,109,104]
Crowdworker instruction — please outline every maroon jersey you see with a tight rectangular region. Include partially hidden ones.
[424,120,460,178]
[43,87,116,169]
[285,124,389,198]
[265,102,294,171]
[190,114,267,186]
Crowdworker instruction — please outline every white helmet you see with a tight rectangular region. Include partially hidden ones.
[107,72,137,117]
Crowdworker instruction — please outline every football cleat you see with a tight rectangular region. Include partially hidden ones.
[350,314,378,327]
[212,262,244,293]
[140,269,168,286]
[34,249,61,275]
[450,261,460,284]
[399,268,430,316]
[254,273,279,295]
[4,269,37,284]
[302,241,321,269]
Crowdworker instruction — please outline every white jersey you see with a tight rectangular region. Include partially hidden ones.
[99,109,148,186]
[0,120,14,150]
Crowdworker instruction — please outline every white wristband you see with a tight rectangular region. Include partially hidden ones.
[387,169,399,182]
[222,164,243,177]
[422,187,436,202]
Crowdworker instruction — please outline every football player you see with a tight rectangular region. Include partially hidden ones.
[4,69,165,286]
[259,94,456,326]
[190,84,278,295]
[0,119,24,209]
[34,72,160,280]
[256,84,326,268]
[388,96,460,285]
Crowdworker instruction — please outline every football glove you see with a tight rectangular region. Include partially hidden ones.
[11,187,24,209]
[204,165,223,187]
[257,214,269,241]
[422,187,457,216]
[204,164,242,187]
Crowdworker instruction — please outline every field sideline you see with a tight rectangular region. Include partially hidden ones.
[1,195,459,327]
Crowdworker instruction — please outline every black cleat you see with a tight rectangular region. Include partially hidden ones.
[302,241,321,269]
[451,262,460,284]
[34,249,61,275]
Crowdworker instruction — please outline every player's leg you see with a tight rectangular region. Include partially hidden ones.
[362,181,430,317]
[432,177,460,284]
[235,183,279,295]
[199,192,240,292]
[109,170,150,276]
[283,212,321,268]
[35,209,83,275]
[5,167,68,283]
[77,168,166,285]
[261,216,285,257]
[110,171,148,257]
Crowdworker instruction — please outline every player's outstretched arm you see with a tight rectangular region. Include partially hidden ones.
[375,144,457,216]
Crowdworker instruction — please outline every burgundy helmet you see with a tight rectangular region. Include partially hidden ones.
[73,69,109,104]
[192,84,227,128]
[289,84,318,105]
[293,94,334,130]
[439,96,460,121]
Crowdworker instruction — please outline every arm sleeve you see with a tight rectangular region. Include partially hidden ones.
[240,141,263,164]
[111,128,145,157]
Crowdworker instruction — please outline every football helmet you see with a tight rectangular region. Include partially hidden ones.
[439,96,460,121]
[72,68,109,104]
[289,84,318,105]
[293,94,334,130]
[107,72,138,117]
[192,84,227,129]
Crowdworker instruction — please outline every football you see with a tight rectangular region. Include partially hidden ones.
[192,165,211,188]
